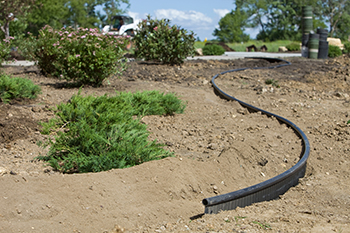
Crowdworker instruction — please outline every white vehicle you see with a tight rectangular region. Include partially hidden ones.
[102,15,138,37]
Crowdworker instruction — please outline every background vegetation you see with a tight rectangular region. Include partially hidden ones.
[195,40,300,52]
[2,0,350,43]
[214,0,350,43]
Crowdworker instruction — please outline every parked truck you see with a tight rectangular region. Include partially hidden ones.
[102,15,138,37]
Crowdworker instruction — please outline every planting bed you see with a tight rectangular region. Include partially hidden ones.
[0,56,350,232]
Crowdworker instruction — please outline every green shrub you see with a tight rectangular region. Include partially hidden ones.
[133,15,196,65]
[37,90,186,173]
[23,25,130,86]
[343,41,350,54]
[202,44,225,55]
[286,42,300,51]
[328,45,342,58]
[0,37,13,64]
[0,73,42,103]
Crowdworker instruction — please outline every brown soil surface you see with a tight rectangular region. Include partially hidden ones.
[0,56,350,233]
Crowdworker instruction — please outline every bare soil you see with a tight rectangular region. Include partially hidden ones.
[0,56,350,233]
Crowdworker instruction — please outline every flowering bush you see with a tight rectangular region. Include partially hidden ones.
[133,15,196,65]
[0,37,13,65]
[23,25,130,86]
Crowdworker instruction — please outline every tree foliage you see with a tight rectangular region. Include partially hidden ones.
[0,0,36,39]
[213,9,250,43]
[321,0,350,37]
[26,0,68,36]
[23,0,130,36]
[213,0,349,42]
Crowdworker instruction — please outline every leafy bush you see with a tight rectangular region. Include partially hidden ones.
[286,42,300,51]
[133,15,196,65]
[202,44,226,55]
[0,73,42,103]
[328,45,342,58]
[23,25,130,86]
[0,37,13,64]
[37,90,186,173]
[343,41,350,54]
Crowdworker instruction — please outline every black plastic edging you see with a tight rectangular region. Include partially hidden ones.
[202,57,310,214]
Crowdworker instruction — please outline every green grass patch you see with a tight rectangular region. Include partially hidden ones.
[37,90,186,173]
[195,40,294,52]
[0,73,42,103]
[229,40,294,52]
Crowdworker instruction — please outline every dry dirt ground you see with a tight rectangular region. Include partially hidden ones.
[0,55,350,233]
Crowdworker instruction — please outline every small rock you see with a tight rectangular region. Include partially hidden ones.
[195,48,203,56]
[0,167,8,175]
[10,171,17,175]
[237,108,249,115]
[278,46,288,52]
[258,158,268,166]
[32,106,42,112]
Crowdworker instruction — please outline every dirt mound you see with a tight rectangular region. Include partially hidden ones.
[0,56,349,232]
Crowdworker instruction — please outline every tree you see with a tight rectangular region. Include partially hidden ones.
[0,0,36,39]
[320,0,349,36]
[64,0,129,29]
[240,0,269,36]
[102,0,130,24]
[237,0,325,41]
[334,7,350,40]
[26,0,68,35]
[213,9,250,43]
[25,0,129,35]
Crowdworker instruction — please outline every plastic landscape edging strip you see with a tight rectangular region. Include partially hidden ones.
[202,57,310,214]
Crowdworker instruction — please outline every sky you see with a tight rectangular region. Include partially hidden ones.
[116,0,259,41]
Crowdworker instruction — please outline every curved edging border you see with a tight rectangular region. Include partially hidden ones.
[202,57,310,214]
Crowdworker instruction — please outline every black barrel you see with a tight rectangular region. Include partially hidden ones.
[302,6,313,34]
[318,40,329,59]
[301,33,309,58]
[302,33,309,46]
[317,28,328,41]
[308,33,319,59]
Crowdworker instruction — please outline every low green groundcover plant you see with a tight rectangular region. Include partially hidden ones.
[37,90,186,173]
[0,73,42,103]
[202,44,225,56]
[22,25,130,86]
[133,15,196,65]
